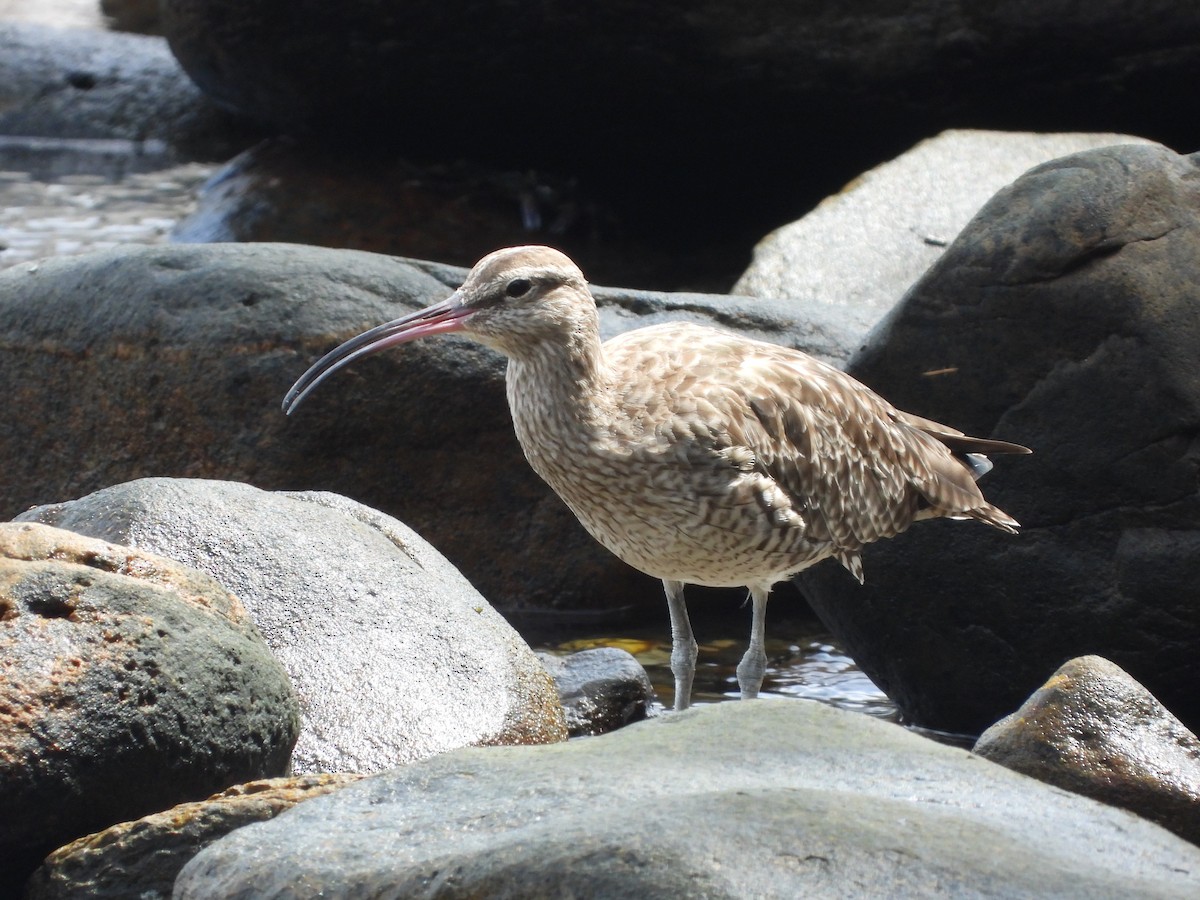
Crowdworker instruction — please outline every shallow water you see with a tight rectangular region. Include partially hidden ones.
[0,158,214,270]
[531,603,898,721]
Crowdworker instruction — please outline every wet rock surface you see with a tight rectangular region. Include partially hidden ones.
[975,656,1200,847]
[18,478,568,772]
[537,648,654,737]
[796,142,1200,735]
[0,521,299,896]
[174,701,1200,899]
[23,773,363,900]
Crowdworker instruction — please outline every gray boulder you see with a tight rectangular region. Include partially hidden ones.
[796,143,1200,735]
[735,130,1157,349]
[975,656,1200,847]
[174,701,1200,898]
[0,22,257,160]
[0,241,849,614]
[0,522,298,896]
[24,774,363,900]
[18,478,568,772]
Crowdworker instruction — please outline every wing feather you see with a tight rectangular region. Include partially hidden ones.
[604,323,1023,563]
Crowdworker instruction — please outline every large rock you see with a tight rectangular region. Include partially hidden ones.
[24,774,363,900]
[734,130,1157,346]
[0,241,851,614]
[975,656,1200,847]
[0,23,258,160]
[796,143,1200,734]
[174,701,1200,898]
[0,522,298,896]
[18,478,567,772]
[157,1,1200,212]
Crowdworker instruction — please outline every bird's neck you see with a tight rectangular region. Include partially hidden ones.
[504,323,611,451]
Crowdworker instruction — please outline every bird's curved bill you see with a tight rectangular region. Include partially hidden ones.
[282,293,470,415]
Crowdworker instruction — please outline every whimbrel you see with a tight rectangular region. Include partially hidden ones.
[284,246,1029,710]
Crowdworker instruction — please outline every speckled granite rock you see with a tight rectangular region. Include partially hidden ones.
[18,478,568,773]
[0,522,298,896]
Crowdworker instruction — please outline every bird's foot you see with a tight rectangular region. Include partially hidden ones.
[736,648,766,700]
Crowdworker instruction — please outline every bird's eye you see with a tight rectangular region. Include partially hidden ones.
[505,278,532,298]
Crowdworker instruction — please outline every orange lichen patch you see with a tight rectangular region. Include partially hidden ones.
[0,522,249,625]
[36,772,366,873]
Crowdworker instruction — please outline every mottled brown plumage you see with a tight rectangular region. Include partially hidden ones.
[284,246,1029,710]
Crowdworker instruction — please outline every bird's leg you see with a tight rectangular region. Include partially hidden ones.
[736,586,770,699]
[663,579,698,711]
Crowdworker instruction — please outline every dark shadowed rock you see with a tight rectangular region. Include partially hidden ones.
[537,648,655,736]
[0,242,851,615]
[975,656,1200,847]
[0,522,298,896]
[174,702,1200,899]
[24,774,363,900]
[157,1,1200,218]
[18,478,567,772]
[170,137,710,291]
[101,0,164,35]
[796,143,1200,735]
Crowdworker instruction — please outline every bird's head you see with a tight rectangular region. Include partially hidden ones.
[282,245,596,415]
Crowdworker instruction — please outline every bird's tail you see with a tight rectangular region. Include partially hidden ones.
[897,411,1030,534]
[966,501,1021,534]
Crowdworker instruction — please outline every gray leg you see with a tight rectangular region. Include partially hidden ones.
[663,579,698,711]
[736,586,770,699]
